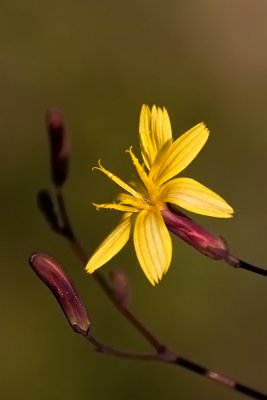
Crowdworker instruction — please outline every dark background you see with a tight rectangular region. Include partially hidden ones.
[2,1,267,399]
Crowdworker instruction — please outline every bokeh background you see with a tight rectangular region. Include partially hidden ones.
[2,1,267,399]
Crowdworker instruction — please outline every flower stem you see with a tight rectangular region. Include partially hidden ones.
[171,357,267,400]
[86,333,158,361]
[237,259,267,277]
[84,331,267,400]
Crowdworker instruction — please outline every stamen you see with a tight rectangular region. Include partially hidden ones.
[118,193,152,210]
[92,160,144,200]
[126,147,158,200]
[93,202,140,213]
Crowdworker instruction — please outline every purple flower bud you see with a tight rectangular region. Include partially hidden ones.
[46,108,70,187]
[110,269,129,306]
[162,206,236,264]
[29,252,90,335]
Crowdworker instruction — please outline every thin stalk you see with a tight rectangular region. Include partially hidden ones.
[84,332,267,400]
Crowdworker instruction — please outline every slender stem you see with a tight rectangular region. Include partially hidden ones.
[84,332,267,400]
[87,334,158,362]
[170,357,267,400]
[56,188,75,240]
[238,260,267,277]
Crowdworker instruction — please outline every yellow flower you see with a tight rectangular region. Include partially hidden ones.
[86,105,233,285]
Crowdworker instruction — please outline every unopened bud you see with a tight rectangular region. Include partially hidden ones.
[162,206,233,263]
[29,252,90,335]
[46,108,70,187]
[110,269,129,305]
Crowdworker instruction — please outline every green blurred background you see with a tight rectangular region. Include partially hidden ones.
[2,0,267,399]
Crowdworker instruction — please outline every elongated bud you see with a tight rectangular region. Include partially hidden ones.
[29,252,90,335]
[162,206,238,266]
[46,108,70,187]
[110,269,129,306]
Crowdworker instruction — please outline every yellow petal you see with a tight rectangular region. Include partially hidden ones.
[162,107,172,143]
[139,105,173,170]
[151,106,172,154]
[150,123,209,185]
[161,177,234,218]
[85,216,132,273]
[139,105,155,169]
[133,209,172,285]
